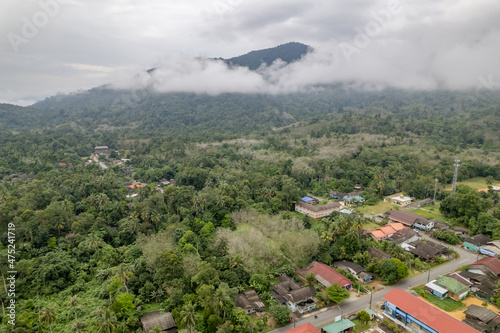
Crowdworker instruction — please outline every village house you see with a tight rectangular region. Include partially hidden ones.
[469,257,500,277]
[354,184,362,190]
[387,210,423,227]
[286,323,321,333]
[321,319,356,333]
[140,311,177,333]
[369,223,406,240]
[463,235,493,253]
[333,260,372,282]
[367,246,391,260]
[413,217,434,231]
[297,261,353,289]
[384,193,414,206]
[412,198,432,208]
[479,240,500,257]
[463,304,500,333]
[445,272,474,288]
[343,195,365,207]
[435,276,469,301]
[432,219,450,230]
[271,275,316,314]
[94,146,111,155]
[390,229,420,249]
[295,197,342,219]
[235,290,266,314]
[406,239,448,261]
[458,271,498,299]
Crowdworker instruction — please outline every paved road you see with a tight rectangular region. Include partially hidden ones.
[270,235,480,332]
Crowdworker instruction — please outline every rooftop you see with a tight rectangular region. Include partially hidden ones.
[435,276,469,295]
[471,257,500,275]
[388,210,424,226]
[301,196,316,203]
[463,234,493,246]
[285,323,320,333]
[321,319,355,333]
[295,200,342,213]
[297,261,352,288]
[464,304,499,323]
[140,311,176,333]
[383,289,480,333]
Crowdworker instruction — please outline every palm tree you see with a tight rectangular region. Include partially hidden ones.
[150,211,161,230]
[115,264,132,294]
[68,295,79,320]
[179,302,197,333]
[40,304,56,333]
[95,307,117,333]
[54,219,65,235]
[71,319,86,333]
[87,233,101,252]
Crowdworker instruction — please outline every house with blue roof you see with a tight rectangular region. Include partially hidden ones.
[343,196,365,206]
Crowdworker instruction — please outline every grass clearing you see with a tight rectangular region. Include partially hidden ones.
[445,177,499,192]
[356,201,394,215]
[352,319,374,333]
[413,286,466,312]
[409,209,449,222]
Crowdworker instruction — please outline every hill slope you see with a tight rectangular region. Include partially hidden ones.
[224,42,311,70]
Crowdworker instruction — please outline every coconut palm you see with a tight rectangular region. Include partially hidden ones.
[87,233,101,252]
[179,302,197,333]
[68,295,79,320]
[95,307,117,333]
[40,304,56,333]
[71,319,86,333]
[115,264,132,294]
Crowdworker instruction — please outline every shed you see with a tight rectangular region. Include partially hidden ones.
[463,235,493,252]
[425,280,448,299]
[140,311,177,333]
[464,304,499,324]
[363,308,375,320]
[321,319,355,333]
[367,247,390,260]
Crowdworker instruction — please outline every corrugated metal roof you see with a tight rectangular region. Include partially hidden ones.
[322,319,355,333]
[383,289,480,333]
[286,323,321,333]
[435,276,469,295]
[302,196,315,202]
[425,280,448,295]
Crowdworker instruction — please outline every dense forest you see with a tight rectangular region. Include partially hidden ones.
[0,84,499,332]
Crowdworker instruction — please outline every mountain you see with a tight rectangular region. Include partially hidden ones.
[223,42,311,70]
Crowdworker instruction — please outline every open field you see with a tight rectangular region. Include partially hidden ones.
[356,201,394,215]
[447,297,500,321]
[445,177,500,192]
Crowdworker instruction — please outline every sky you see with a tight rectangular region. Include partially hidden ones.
[1,0,500,105]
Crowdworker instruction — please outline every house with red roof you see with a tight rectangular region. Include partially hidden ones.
[383,289,480,333]
[470,257,500,276]
[285,323,320,333]
[369,223,406,240]
[297,261,353,289]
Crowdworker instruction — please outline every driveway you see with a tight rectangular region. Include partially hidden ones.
[270,234,480,332]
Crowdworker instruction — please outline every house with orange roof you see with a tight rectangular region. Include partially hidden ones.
[369,223,406,240]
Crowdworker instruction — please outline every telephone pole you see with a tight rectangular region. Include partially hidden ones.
[451,160,460,195]
[433,178,438,204]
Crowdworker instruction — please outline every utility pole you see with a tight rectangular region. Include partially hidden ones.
[369,291,373,309]
[427,270,431,282]
[451,160,460,195]
[433,178,438,204]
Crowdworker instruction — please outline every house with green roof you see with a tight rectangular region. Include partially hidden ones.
[435,276,469,301]
[321,319,355,333]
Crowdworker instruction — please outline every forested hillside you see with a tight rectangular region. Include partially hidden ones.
[0,84,500,332]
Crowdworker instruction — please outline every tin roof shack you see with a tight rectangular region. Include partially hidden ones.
[463,304,500,333]
[463,235,493,253]
[271,275,316,314]
[235,290,265,314]
[140,311,177,333]
[469,257,500,276]
[406,239,447,261]
[333,260,372,282]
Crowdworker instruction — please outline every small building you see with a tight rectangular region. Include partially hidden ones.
[286,323,321,333]
[271,275,316,314]
[479,240,500,257]
[343,196,365,206]
[369,223,406,240]
[384,193,413,206]
[367,247,391,260]
[463,304,500,333]
[470,257,500,276]
[383,289,480,333]
[354,184,362,190]
[463,235,493,253]
[432,219,450,230]
[235,290,265,314]
[390,229,419,248]
[302,196,320,205]
[321,319,355,333]
[330,191,348,200]
[413,198,432,207]
[295,200,342,219]
[140,311,177,333]
[94,146,111,155]
[413,217,434,231]
[407,239,447,261]
[445,272,474,287]
[435,276,469,301]
[387,210,423,227]
[297,261,353,289]
[425,280,449,299]
[452,227,470,235]
[333,260,372,282]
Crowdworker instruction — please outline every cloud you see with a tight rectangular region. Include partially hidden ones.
[1,0,500,105]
